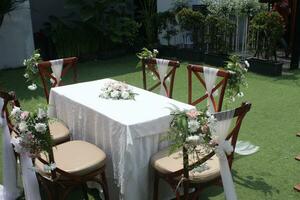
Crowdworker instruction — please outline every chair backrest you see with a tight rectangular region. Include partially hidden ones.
[142,58,180,98]
[38,57,78,102]
[187,64,231,112]
[175,102,252,179]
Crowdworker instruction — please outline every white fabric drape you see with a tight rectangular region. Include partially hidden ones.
[211,109,237,200]
[156,59,169,96]
[235,140,259,155]
[0,98,19,200]
[203,67,218,113]
[50,59,63,87]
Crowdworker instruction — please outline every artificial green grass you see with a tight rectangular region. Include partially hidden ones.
[1,54,300,199]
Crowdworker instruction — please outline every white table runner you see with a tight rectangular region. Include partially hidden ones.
[48,79,194,200]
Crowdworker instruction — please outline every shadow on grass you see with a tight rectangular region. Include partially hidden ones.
[232,169,280,197]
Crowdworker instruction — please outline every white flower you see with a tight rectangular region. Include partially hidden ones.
[37,108,47,119]
[23,59,27,66]
[34,53,40,57]
[18,121,28,132]
[188,120,200,133]
[186,135,202,145]
[28,83,37,91]
[101,92,109,99]
[121,91,129,99]
[244,60,250,68]
[11,106,21,117]
[35,123,47,133]
[110,90,120,98]
[10,137,23,153]
[153,49,159,54]
[24,73,29,78]
[237,92,244,98]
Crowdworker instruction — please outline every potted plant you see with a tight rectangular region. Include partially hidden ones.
[204,13,234,67]
[0,0,25,27]
[247,11,285,76]
[175,8,205,61]
[157,10,178,58]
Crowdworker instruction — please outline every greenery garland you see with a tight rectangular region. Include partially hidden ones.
[224,55,249,103]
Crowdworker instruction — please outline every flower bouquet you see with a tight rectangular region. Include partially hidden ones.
[10,106,52,156]
[23,49,42,91]
[99,81,137,100]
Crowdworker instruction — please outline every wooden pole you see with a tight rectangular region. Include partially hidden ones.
[290,0,300,69]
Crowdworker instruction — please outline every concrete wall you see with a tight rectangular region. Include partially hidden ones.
[0,1,34,69]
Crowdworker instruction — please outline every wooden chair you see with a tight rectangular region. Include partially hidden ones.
[142,58,180,98]
[0,91,109,200]
[38,57,78,102]
[187,64,231,112]
[0,90,69,145]
[151,102,251,200]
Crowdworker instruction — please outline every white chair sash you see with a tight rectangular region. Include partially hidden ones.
[50,59,63,87]
[156,59,169,96]
[211,109,238,200]
[0,98,19,200]
[203,67,218,113]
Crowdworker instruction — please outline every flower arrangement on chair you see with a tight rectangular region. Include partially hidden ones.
[23,49,42,91]
[10,106,53,156]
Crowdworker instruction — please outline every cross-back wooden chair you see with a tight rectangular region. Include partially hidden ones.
[187,64,231,112]
[0,91,109,200]
[142,58,180,98]
[151,102,251,200]
[0,90,69,145]
[38,57,78,103]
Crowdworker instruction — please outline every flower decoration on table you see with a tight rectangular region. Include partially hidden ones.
[224,54,249,104]
[99,81,137,100]
[23,49,42,91]
[10,106,53,157]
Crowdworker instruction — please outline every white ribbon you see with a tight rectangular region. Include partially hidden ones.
[211,109,237,200]
[156,59,169,96]
[50,59,63,87]
[0,98,19,200]
[203,67,218,113]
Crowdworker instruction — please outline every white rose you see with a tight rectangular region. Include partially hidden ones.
[37,108,47,119]
[186,135,202,145]
[23,59,27,66]
[35,123,47,133]
[237,92,244,98]
[18,121,28,132]
[121,91,129,99]
[244,60,250,68]
[101,92,109,99]
[111,90,120,98]
[188,120,200,133]
[11,106,21,117]
[10,137,23,153]
[28,83,37,91]
[24,73,29,78]
[153,49,159,54]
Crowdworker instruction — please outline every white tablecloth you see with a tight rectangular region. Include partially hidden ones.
[48,79,194,200]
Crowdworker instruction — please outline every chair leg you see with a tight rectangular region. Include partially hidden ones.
[101,171,109,200]
[153,172,159,200]
[82,183,89,200]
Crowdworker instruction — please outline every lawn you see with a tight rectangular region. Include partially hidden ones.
[1,54,300,200]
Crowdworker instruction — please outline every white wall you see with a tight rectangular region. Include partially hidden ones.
[0,1,35,69]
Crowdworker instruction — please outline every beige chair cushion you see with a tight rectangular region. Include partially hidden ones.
[49,120,70,144]
[151,147,220,183]
[35,140,106,178]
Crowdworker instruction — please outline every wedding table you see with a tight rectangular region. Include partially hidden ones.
[48,78,194,200]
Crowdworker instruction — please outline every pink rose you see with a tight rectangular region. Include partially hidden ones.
[20,111,29,120]
[186,109,200,119]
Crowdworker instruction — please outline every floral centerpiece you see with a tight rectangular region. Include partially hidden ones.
[99,81,137,100]
[10,106,52,157]
[23,49,42,91]
[224,55,249,103]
